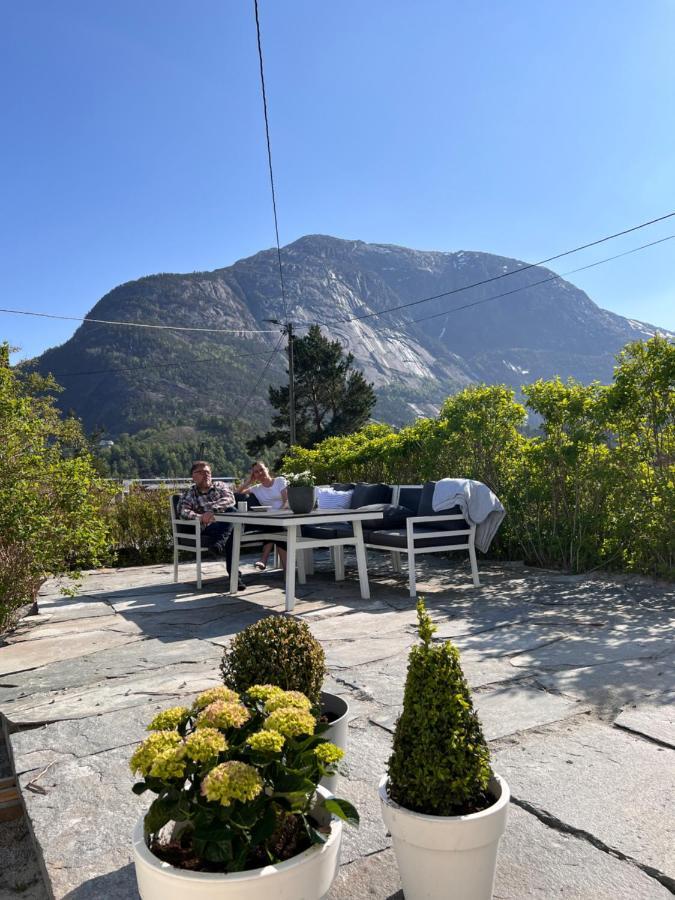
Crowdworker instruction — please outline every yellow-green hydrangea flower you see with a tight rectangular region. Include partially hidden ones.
[184,728,228,762]
[130,731,182,776]
[146,706,190,731]
[264,690,312,714]
[247,729,284,753]
[263,706,315,738]
[193,686,240,711]
[196,700,250,730]
[201,761,263,806]
[247,684,284,703]
[314,742,344,766]
[149,747,186,780]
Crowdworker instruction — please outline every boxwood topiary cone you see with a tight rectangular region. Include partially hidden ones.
[387,598,492,816]
[220,615,326,707]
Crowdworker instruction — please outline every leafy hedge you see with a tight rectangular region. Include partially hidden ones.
[283,337,674,579]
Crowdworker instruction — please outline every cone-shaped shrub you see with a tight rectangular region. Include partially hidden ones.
[220,615,326,707]
[387,599,492,816]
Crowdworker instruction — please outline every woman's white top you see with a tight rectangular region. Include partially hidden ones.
[251,476,288,509]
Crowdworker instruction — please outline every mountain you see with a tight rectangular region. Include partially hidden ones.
[25,234,672,441]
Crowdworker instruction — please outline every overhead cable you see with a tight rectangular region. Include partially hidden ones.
[311,210,675,327]
[231,331,286,423]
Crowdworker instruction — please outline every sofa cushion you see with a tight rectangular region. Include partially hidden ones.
[316,487,353,509]
[301,524,355,540]
[366,527,470,549]
[398,486,423,513]
[331,482,356,492]
[350,482,393,508]
[355,503,416,529]
[417,482,467,530]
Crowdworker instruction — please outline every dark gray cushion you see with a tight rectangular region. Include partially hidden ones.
[366,527,470,549]
[398,486,423,513]
[301,524,348,540]
[355,503,416,529]
[417,482,467,530]
[350,482,393,508]
[332,482,356,492]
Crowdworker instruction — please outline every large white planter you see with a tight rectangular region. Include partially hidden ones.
[379,772,509,900]
[132,786,342,900]
[320,691,349,795]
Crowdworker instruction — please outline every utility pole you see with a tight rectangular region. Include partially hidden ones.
[264,319,296,448]
[287,322,296,447]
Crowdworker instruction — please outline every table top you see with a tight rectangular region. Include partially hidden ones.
[214,507,383,525]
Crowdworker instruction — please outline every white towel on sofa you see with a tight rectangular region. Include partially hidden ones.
[432,478,505,553]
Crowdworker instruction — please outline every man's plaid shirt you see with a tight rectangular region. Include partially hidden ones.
[178,482,236,524]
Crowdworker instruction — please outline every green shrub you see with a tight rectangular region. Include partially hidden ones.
[107,485,173,566]
[0,538,42,630]
[220,616,326,707]
[387,599,492,816]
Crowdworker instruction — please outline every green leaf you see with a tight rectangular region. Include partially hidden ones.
[323,798,360,828]
[131,782,148,795]
[144,797,176,836]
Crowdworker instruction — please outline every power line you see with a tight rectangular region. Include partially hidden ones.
[310,210,675,328]
[0,306,279,334]
[254,0,289,324]
[408,232,675,326]
[231,331,286,423]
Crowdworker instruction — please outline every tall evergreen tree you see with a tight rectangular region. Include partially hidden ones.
[247,325,375,455]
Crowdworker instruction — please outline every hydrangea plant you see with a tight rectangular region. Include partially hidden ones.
[131,685,357,872]
[283,470,316,487]
[386,599,492,816]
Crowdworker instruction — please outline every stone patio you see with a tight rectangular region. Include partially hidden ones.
[0,552,673,899]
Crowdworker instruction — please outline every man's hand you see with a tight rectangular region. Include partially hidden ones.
[200,511,215,526]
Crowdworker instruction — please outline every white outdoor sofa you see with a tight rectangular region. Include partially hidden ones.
[303,482,480,598]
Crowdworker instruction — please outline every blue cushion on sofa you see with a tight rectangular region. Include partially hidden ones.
[418,481,468,530]
[355,503,416,529]
[350,482,393,508]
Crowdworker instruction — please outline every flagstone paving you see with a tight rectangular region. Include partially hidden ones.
[0,554,673,899]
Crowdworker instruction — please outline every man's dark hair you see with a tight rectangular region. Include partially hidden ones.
[191,460,211,474]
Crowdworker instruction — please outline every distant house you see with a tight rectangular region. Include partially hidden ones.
[98,439,115,448]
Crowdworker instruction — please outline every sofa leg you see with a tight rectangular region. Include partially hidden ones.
[469,544,480,587]
[408,554,417,598]
[334,546,345,581]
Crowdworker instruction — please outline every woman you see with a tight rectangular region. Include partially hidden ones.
[238,462,288,570]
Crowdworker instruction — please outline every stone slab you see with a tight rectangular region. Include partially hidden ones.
[3,663,221,726]
[323,636,415,670]
[0,628,147,678]
[0,815,49,899]
[10,699,200,776]
[536,657,675,712]
[19,746,145,900]
[0,638,221,704]
[614,696,675,748]
[493,719,675,880]
[2,614,137,645]
[370,684,584,741]
[510,628,673,671]
[106,589,241,616]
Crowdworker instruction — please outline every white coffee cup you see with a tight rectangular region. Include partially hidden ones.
[237,501,248,512]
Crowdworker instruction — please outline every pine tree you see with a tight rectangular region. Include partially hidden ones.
[247,325,375,455]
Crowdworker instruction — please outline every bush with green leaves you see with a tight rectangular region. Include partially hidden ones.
[387,599,492,816]
[131,685,358,871]
[106,485,174,566]
[220,616,326,707]
[0,343,114,628]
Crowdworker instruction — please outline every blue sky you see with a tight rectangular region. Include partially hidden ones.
[3,0,674,362]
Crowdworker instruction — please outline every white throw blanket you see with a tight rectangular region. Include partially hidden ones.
[432,479,505,553]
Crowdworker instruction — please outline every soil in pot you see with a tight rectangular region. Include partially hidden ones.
[150,810,330,873]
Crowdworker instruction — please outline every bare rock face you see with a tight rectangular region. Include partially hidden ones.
[28,234,672,434]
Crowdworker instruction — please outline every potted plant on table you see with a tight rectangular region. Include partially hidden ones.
[220,616,350,794]
[131,684,358,900]
[283,470,316,514]
[379,599,509,900]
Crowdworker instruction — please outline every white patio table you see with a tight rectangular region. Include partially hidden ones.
[214,508,383,612]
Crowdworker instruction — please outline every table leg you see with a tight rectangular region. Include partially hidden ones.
[334,546,345,581]
[285,525,297,612]
[352,521,371,600]
[229,523,242,595]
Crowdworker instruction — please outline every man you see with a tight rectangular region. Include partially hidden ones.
[178,461,245,590]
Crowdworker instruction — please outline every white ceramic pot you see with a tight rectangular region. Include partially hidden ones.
[132,786,342,900]
[320,691,349,795]
[379,772,509,900]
